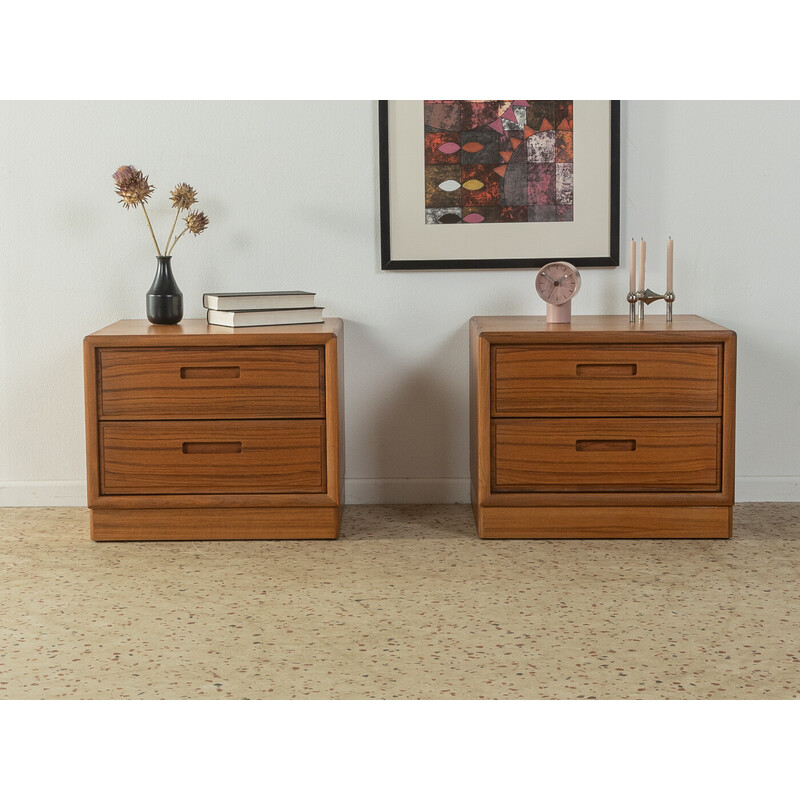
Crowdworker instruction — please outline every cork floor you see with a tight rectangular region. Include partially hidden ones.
[1,503,798,700]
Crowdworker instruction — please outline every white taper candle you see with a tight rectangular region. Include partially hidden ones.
[629,238,636,294]
[638,239,646,292]
[667,237,674,293]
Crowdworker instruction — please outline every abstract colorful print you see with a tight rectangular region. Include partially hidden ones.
[424,100,573,225]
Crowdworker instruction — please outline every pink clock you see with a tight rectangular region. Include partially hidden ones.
[535,261,582,323]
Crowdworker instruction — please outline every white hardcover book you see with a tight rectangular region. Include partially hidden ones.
[203,291,316,311]
[207,307,325,327]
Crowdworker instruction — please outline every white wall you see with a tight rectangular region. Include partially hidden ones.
[0,100,797,505]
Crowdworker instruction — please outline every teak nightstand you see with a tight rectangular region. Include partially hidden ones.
[469,315,736,538]
[83,319,344,541]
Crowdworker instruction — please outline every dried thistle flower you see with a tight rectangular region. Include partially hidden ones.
[165,182,198,252]
[166,210,210,254]
[113,165,155,209]
[113,164,161,255]
[170,183,198,210]
[186,211,210,236]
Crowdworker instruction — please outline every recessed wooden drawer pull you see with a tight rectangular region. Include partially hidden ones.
[182,441,243,454]
[575,439,637,452]
[179,366,241,379]
[575,363,637,377]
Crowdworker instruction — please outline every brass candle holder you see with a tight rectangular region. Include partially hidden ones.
[627,288,675,322]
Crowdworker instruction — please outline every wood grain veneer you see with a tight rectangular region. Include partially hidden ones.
[470,315,736,538]
[492,417,720,491]
[476,506,732,539]
[492,344,721,416]
[90,507,340,541]
[100,419,325,494]
[84,318,344,540]
[470,314,732,338]
[98,346,325,419]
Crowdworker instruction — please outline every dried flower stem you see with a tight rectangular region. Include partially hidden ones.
[141,205,162,256]
[167,228,187,255]
[164,208,181,255]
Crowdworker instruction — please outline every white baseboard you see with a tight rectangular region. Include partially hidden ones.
[0,477,798,507]
[344,478,471,504]
[735,477,800,502]
[0,481,87,507]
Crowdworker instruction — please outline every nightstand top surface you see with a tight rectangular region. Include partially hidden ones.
[86,318,342,345]
[470,314,734,339]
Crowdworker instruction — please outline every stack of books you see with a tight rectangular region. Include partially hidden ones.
[204,291,324,327]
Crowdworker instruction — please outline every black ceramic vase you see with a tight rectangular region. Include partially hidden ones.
[146,255,183,324]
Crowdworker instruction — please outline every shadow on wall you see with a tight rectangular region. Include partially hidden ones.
[343,321,468,500]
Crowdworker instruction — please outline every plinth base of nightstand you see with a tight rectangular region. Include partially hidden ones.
[90,506,340,541]
[474,505,732,539]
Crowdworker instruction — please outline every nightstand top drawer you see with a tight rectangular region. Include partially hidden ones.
[100,419,326,495]
[492,417,720,492]
[98,346,324,419]
[492,343,722,416]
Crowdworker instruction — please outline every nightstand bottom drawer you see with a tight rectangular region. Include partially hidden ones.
[492,418,720,492]
[100,420,325,494]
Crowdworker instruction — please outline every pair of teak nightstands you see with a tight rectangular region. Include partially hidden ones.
[84,314,736,541]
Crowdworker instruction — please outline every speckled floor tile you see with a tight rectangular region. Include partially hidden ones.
[1,503,799,699]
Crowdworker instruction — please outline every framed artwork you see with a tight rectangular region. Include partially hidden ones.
[379,100,620,270]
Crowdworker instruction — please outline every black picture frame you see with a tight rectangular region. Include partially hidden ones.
[379,100,620,271]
